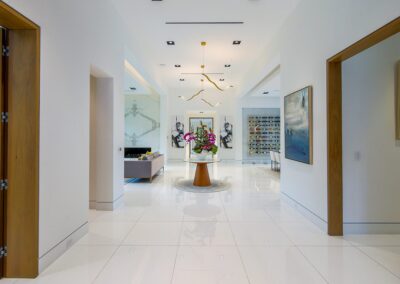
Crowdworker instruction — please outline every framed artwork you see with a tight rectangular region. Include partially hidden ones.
[220,116,233,149]
[396,61,400,140]
[284,86,313,164]
[189,117,214,133]
[171,115,185,148]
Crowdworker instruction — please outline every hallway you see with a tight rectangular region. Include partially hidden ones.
[3,163,399,284]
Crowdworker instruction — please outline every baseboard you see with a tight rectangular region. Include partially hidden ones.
[344,222,400,234]
[92,194,124,211]
[280,192,328,232]
[39,222,89,273]
[89,200,96,210]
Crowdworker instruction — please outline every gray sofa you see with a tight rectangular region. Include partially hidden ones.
[124,154,165,182]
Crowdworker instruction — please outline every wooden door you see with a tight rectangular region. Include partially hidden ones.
[0,2,40,277]
[5,29,39,278]
[0,28,7,279]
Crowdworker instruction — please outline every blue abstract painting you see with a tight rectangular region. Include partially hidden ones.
[284,86,313,164]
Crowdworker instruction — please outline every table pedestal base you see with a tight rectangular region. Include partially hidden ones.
[193,163,211,187]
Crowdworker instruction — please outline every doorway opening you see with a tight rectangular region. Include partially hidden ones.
[327,17,400,236]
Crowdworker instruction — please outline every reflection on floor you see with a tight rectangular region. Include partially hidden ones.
[4,162,400,283]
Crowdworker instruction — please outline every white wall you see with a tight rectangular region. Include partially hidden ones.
[252,0,400,229]
[90,76,115,210]
[342,33,400,233]
[4,0,129,269]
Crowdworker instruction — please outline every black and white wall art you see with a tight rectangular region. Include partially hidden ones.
[171,115,185,148]
[220,116,233,149]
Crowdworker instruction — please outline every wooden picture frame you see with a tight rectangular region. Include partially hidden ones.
[284,86,313,165]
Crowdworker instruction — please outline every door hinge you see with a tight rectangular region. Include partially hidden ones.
[0,179,8,191]
[0,247,7,258]
[1,112,8,123]
[2,46,9,57]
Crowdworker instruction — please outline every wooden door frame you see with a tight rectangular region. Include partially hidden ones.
[0,2,40,278]
[327,17,400,236]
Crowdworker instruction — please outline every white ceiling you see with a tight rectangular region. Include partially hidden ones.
[113,0,300,94]
[248,66,281,97]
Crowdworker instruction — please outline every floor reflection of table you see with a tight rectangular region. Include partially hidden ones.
[188,159,219,187]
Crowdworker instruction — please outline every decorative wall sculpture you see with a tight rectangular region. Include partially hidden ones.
[125,95,160,150]
[171,115,185,148]
[284,86,313,164]
[220,116,233,149]
[248,115,280,156]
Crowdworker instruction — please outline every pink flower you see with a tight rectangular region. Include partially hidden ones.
[183,132,195,142]
[208,133,216,144]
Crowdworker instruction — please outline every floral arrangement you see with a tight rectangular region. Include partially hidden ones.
[184,123,218,155]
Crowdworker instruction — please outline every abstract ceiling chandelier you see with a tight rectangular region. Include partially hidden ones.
[179,41,224,107]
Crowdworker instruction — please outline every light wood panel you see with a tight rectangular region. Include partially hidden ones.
[0,2,38,29]
[0,28,5,279]
[327,17,400,236]
[193,163,211,187]
[0,1,40,278]
[327,62,343,236]
[329,17,400,62]
[5,28,40,278]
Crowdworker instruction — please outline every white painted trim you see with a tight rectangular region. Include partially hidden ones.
[344,223,400,234]
[93,194,124,211]
[39,222,88,273]
[280,192,328,232]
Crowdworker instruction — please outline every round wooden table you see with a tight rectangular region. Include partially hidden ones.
[188,159,218,187]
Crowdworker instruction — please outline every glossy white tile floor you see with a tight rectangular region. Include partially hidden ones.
[3,162,400,284]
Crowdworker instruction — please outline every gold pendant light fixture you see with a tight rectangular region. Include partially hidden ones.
[179,41,224,107]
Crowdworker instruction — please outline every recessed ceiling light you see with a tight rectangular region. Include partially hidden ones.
[130,87,136,91]
[219,79,225,81]
[159,63,166,67]
[224,64,231,68]
[263,91,269,95]
[233,40,241,45]
[230,85,234,88]
[175,64,181,68]
[179,78,185,81]
[166,41,175,45]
